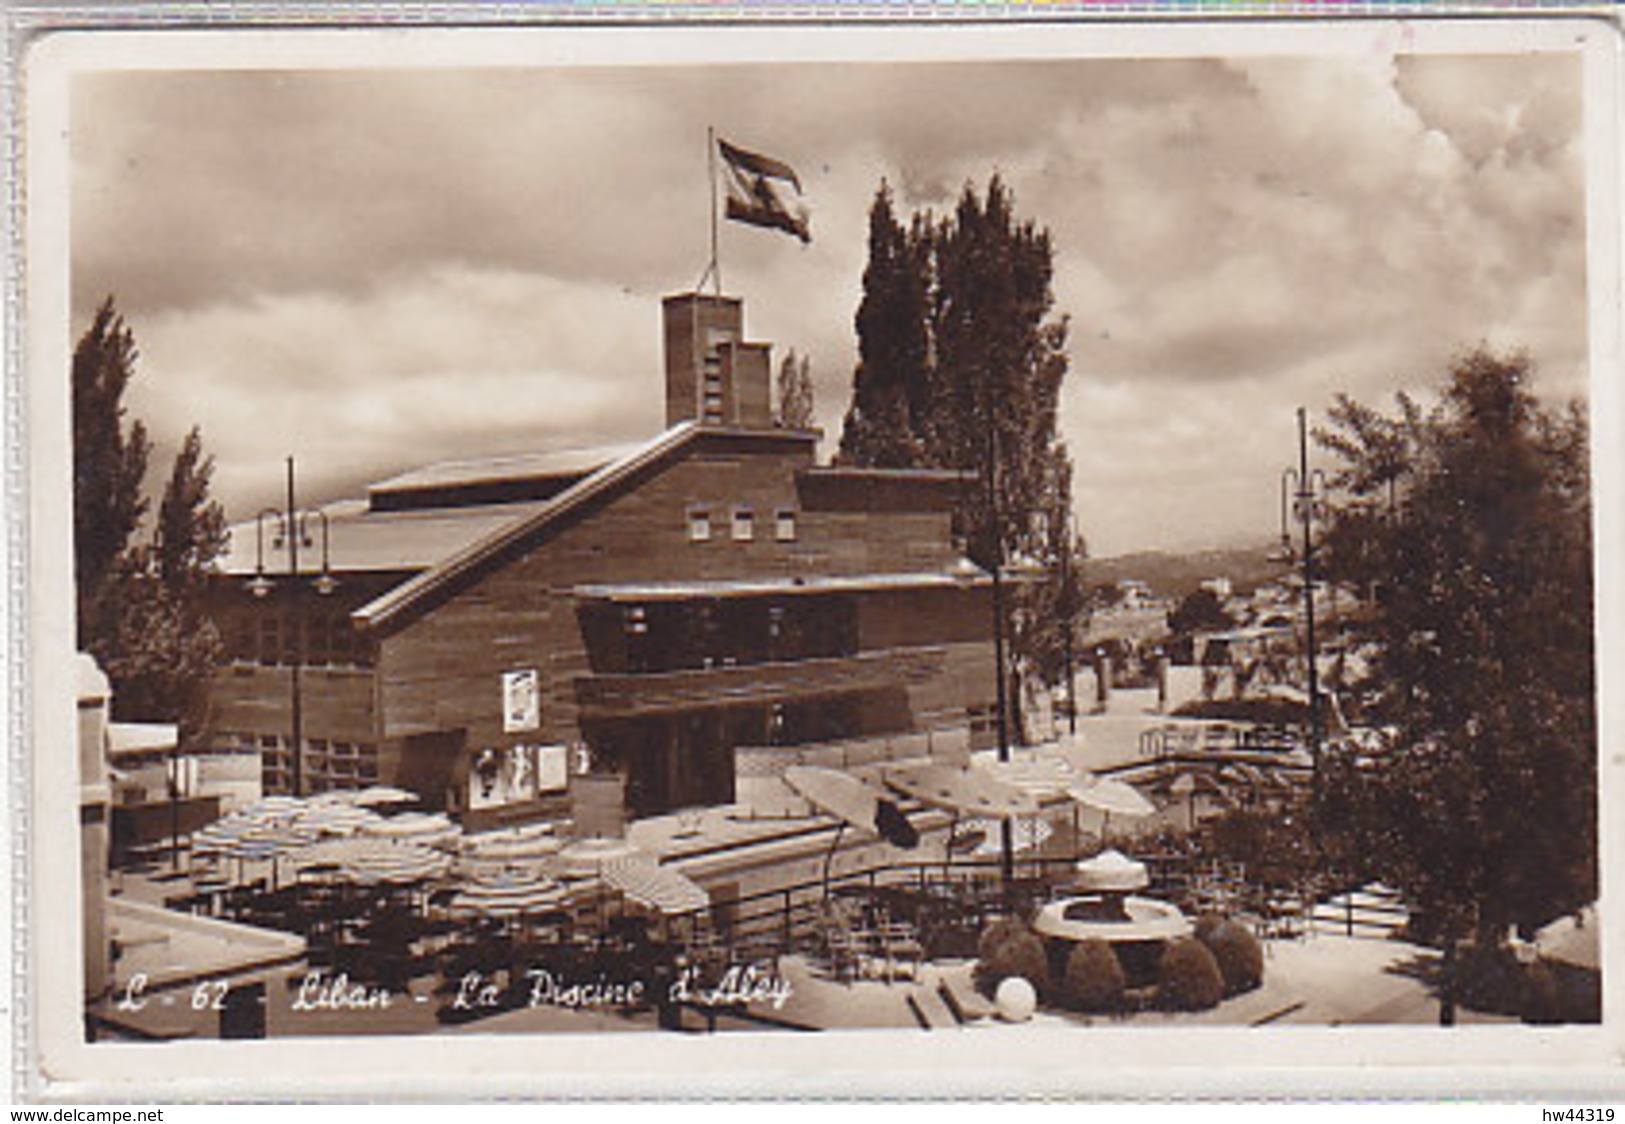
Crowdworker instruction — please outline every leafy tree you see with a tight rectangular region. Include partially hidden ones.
[836,176,1080,705]
[1167,588,1235,636]
[775,349,815,431]
[154,426,229,594]
[1316,349,1595,1016]
[838,183,929,467]
[925,176,1071,577]
[73,297,151,653]
[71,300,226,731]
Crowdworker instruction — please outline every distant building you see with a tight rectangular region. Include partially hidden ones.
[1117,579,1153,610]
[1200,576,1232,600]
[203,292,997,826]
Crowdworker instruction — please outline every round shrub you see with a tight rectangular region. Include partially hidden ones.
[1200,920,1264,996]
[1520,960,1561,1025]
[1157,937,1226,1012]
[1062,939,1127,1013]
[1193,911,1228,946]
[975,929,1051,1001]
[1452,943,1525,1015]
[977,916,1031,964]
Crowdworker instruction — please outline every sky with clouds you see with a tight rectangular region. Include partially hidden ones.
[70,46,1589,557]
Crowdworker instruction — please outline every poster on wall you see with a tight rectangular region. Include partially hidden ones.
[501,668,540,733]
[503,744,534,800]
[468,747,506,810]
[536,744,569,793]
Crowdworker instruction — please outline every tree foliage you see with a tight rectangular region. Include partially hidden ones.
[1167,588,1235,636]
[72,298,226,732]
[1316,349,1595,948]
[73,297,151,652]
[775,348,815,431]
[836,176,1082,687]
[838,182,929,468]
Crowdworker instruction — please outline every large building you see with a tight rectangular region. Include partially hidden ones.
[203,292,998,827]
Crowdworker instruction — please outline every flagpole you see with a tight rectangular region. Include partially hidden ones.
[707,126,721,296]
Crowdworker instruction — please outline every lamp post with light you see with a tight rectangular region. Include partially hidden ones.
[247,457,337,798]
[1278,407,1329,813]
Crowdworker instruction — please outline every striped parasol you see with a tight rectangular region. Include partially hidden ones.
[555,837,643,879]
[294,801,385,837]
[235,795,308,820]
[362,811,462,848]
[460,827,563,862]
[445,870,570,920]
[346,785,420,809]
[338,841,452,885]
[600,857,709,916]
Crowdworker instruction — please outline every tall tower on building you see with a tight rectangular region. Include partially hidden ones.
[662,292,773,428]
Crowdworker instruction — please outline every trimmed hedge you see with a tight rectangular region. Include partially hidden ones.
[975,919,1050,1001]
[1192,911,1228,946]
[977,916,1031,964]
[1157,937,1226,1011]
[1062,939,1127,1013]
[1200,920,1264,996]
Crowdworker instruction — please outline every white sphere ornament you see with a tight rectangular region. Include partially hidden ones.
[994,976,1038,1023]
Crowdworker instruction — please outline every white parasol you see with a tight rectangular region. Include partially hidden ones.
[785,765,918,897]
[885,761,1038,872]
[1073,848,1150,893]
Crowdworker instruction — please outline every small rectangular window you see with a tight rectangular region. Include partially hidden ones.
[775,509,797,542]
[733,506,755,542]
[624,605,649,636]
[688,506,711,542]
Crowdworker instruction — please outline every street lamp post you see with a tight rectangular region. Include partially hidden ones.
[248,457,337,798]
[1060,517,1078,737]
[985,422,1015,890]
[1279,407,1329,812]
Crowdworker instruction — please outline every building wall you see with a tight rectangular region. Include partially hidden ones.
[373,434,988,812]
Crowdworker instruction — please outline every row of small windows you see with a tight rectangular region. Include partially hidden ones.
[226,610,374,669]
[234,732,380,794]
[688,505,796,544]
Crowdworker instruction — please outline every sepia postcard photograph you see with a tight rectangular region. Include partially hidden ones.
[15,13,1624,1101]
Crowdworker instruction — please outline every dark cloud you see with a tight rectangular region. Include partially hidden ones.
[69,48,1588,556]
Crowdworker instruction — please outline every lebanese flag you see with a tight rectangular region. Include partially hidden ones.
[718,137,811,244]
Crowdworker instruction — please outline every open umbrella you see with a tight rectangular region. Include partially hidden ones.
[340,842,452,886]
[884,761,1037,874]
[886,761,1039,818]
[346,785,420,809]
[785,765,918,898]
[601,856,709,916]
[363,811,462,848]
[555,837,643,879]
[1073,848,1150,892]
[446,870,570,921]
[196,820,319,888]
[1536,905,1599,972]
[294,801,384,837]
[982,755,1078,801]
[1066,775,1156,849]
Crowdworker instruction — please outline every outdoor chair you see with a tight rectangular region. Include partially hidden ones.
[878,921,924,982]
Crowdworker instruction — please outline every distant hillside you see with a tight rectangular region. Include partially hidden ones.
[1086,542,1282,599]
